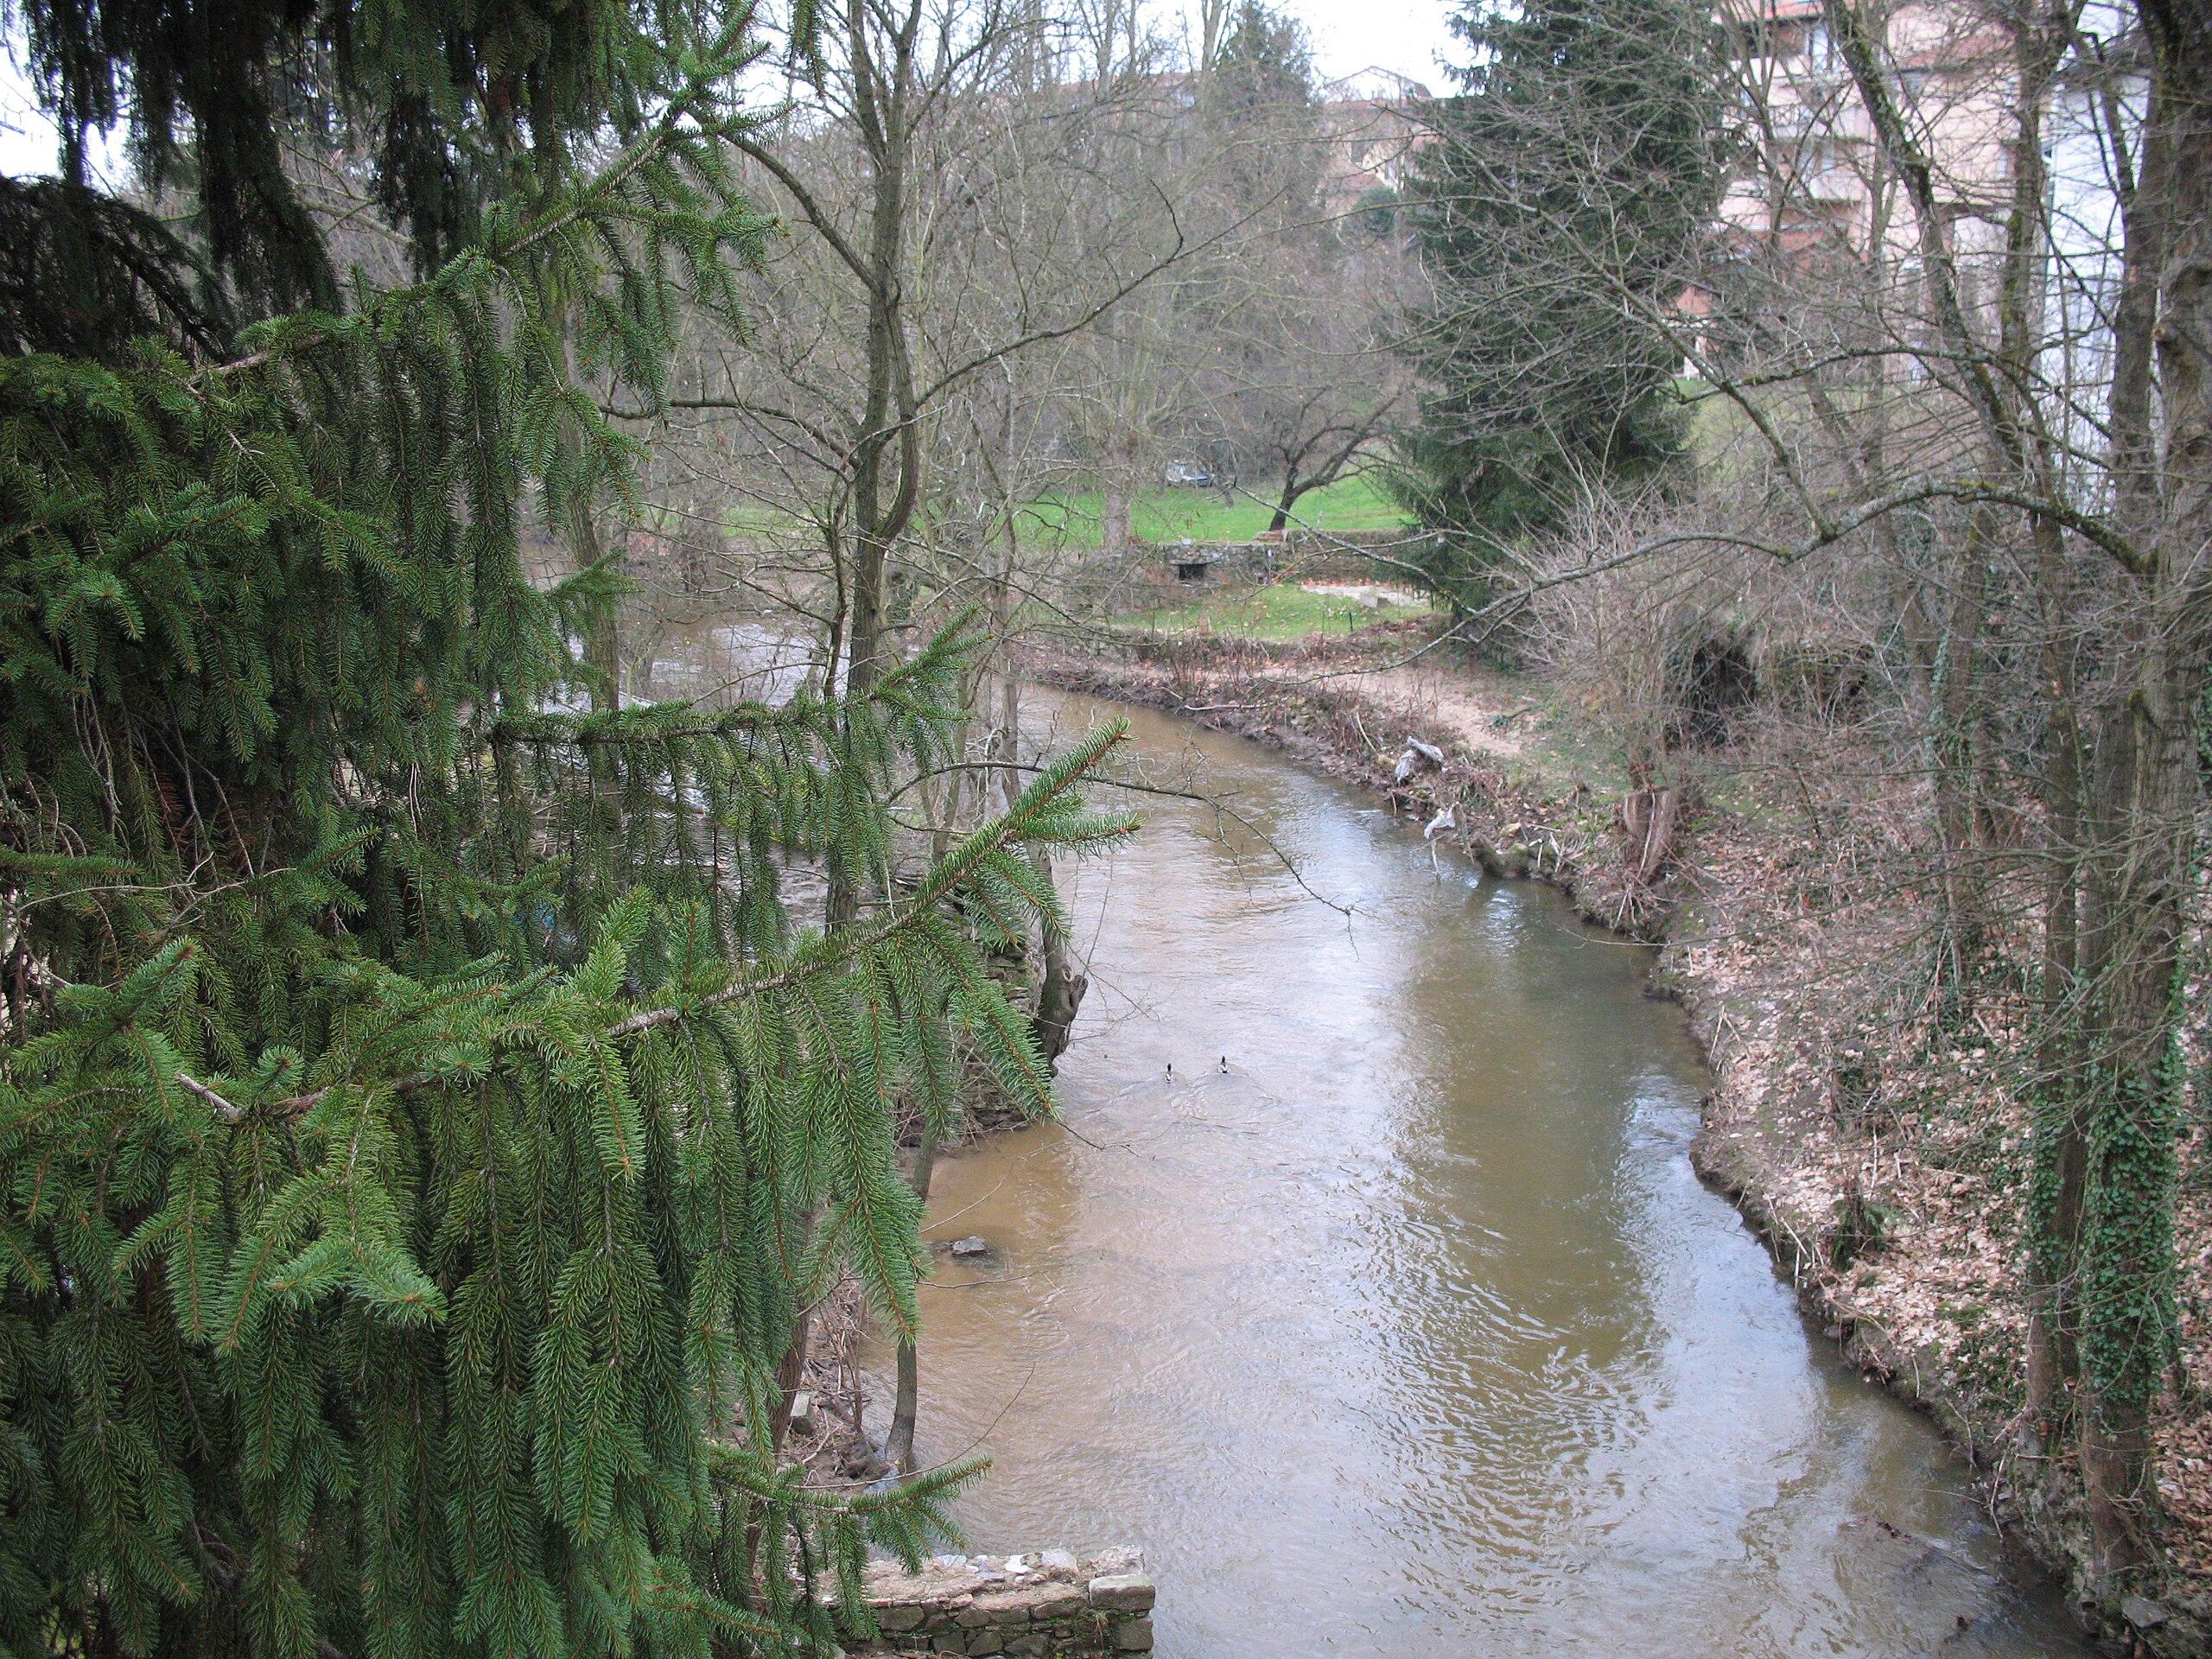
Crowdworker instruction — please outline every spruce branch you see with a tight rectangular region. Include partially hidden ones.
[608,720,1131,1036]
[168,724,1132,1115]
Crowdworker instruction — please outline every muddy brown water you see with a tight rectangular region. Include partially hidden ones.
[629,622,2085,1657]
[863,692,2091,1659]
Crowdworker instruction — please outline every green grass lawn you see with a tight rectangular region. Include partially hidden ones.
[726,502,798,538]
[715,474,1408,549]
[1020,473,1410,548]
[1115,580,1434,641]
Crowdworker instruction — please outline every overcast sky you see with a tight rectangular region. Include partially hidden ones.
[1269,0,1460,89]
[0,0,1465,180]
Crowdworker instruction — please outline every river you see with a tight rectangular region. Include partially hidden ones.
[631,618,2085,1656]
[867,690,2090,1659]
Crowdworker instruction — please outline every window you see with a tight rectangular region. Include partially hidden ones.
[1803,22,1843,78]
[1797,137,1860,202]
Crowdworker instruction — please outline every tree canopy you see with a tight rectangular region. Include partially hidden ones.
[1394,0,1720,602]
[0,5,1128,1656]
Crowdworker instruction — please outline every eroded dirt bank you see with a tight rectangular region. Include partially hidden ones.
[1027,626,2212,1656]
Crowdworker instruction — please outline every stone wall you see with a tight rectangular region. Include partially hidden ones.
[842,1548,1154,1656]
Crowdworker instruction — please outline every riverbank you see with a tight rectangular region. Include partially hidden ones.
[1027,624,2212,1656]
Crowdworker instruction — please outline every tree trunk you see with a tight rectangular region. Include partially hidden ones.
[2070,8,2212,1581]
[766,1305,812,1452]
[2011,5,2087,1448]
[1029,880,1087,1070]
[556,325,620,712]
[2075,677,2190,1585]
[885,1118,938,1473]
[2022,569,2086,1450]
[575,501,620,711]
[1101,464,1133,558]
[1928,506,1991,1002]
[783,0,932,1458]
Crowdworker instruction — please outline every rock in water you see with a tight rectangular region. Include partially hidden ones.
[950,1235,991,1260]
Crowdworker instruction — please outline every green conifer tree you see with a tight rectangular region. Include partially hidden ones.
[0,5,1131,1655]
[1392,0,1721,607]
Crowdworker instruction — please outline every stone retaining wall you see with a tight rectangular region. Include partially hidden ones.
[843,1548,1154,1656]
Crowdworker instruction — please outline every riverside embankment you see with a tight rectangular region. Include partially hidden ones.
[1021,629,2211,1656]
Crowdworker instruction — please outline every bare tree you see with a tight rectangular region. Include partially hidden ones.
[614,0,1205,1468]
[1438,0,2209,1600]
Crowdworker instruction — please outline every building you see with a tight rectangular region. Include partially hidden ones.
[1713,0,2016,268]
[1700,0,2141,468]
[1317,67,1433,221]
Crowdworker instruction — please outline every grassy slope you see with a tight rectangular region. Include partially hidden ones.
[717,474,1409,548]
[1020,474,1409,548]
